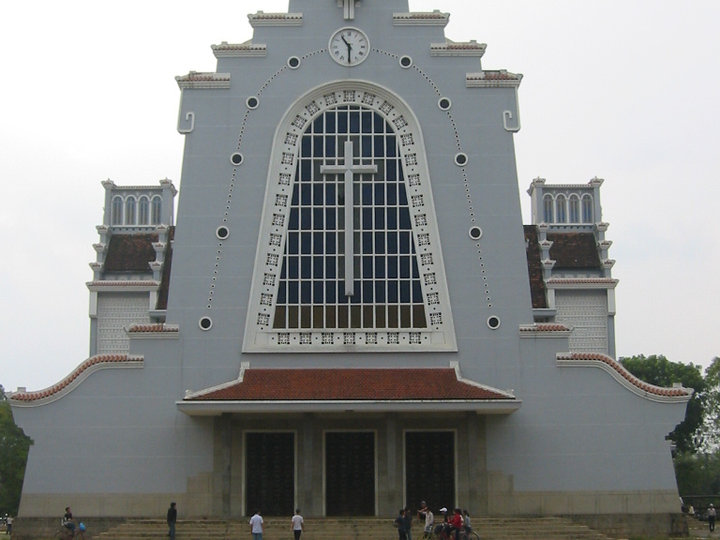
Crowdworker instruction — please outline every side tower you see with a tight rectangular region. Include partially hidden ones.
[526,177,617,355]
[11,1,691,536]
[88,179,176,356]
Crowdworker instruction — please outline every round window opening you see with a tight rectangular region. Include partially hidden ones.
[216,226,230,240]
[246,96,259,110]
[287,56,301,69]
[454,153,468,167]
[199,316,213,331]
[469,226,483,240]
[230,152,244,166]
[487,316,501,330]
[399,55,413,68]
[438,97,452,111]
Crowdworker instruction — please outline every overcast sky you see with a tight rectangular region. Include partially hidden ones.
[1,0,718,393]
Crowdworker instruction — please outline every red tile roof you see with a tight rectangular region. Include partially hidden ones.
[9,354,143,404]
[556,352,693,399]
[104,234,158,272]
[186,368,514,402]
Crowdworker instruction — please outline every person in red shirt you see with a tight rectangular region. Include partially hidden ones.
[448,508,464,540]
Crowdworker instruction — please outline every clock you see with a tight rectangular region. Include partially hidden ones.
[329,27,369,66]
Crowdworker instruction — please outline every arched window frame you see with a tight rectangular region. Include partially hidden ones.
[542,194,554,223]
[243,81,457,353]
[125,196,136,225]
[582,194,594,223]
[138,196,150,225]
[151,196,162,225]
[569,195,580,223]
[555,194,567,223]
[111,196,124,226]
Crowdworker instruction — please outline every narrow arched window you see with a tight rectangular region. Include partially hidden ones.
[111,196,123,226]
[138,196,150,225]
[555,194,567,223]
[582,195,593,223]
[125,196,136,225]
[569,195,580,223]
[151,196,162,225]
[543,194,554,223]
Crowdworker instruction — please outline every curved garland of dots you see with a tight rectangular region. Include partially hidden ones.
[205,47,492,312]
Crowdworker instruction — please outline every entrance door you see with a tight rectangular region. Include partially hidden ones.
[245,432,294,516]
[325,431,375,515]
[405,431,455,511]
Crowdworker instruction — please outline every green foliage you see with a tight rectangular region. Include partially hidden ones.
[620,354,705,453]
[0,385,32,516]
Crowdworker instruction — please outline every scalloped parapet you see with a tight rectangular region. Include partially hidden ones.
[466,71,523,88]
[175,72,231,90]
[556,352,693,402]
[8,354,143,406]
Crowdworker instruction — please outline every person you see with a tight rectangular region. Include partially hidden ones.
[167,502,177,539]
[418,501,434,539]
[291,508,304,540]
[448,508,464,540]
[5,515,12,535]
[394,508,408,540]
[249,509,263,540]
[62,506,76,536]
[708,503,716,532]
[403,507,413,540]
[462,509,472,534]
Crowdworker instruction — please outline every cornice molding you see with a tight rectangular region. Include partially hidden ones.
[393,11,449,27]
[212,41,267,58]
[248,12,303,27]
[467,71,523,88]
[175,72,231,90]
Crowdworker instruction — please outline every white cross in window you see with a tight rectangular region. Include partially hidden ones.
[321,139,377,296]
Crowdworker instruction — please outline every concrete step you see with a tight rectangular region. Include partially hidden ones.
[93,516,617,540]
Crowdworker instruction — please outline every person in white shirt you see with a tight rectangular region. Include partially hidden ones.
[249,509,263,540]
[291,508,304,539]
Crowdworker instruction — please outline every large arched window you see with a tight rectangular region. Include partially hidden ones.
[151,196,162,225]
[138,196,150,225]
[111,196,123,226]
[125,196,136,225]
[569,195,580,223]
[582,195,593,223]
[244,83,456,352]
[543,194,554,223]
[273,105,425,331]
[555,194,567,223]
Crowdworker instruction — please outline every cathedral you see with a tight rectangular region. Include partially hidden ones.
[11,1,691,536]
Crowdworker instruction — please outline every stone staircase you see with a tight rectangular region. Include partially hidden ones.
[93,516,617,540]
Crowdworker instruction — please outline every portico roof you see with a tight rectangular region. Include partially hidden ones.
[177,363,521,416]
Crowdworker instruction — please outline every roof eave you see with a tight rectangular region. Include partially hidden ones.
[176,399,522,417]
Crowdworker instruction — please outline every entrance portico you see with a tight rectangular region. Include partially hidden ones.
[179,364,520,517]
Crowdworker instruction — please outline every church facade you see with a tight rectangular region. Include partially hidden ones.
[11,1,691,535]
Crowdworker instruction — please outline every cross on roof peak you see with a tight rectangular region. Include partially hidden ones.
[337,0,357,20]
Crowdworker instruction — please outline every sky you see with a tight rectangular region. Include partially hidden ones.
[1,0,719,393]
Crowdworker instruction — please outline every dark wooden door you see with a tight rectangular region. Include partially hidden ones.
[326,431,375,515]
[245,432,294,516]
[405,431,455,512]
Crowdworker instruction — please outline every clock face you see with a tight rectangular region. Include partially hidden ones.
[329,27,369,66]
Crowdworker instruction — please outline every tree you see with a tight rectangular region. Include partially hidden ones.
[620,354,706,453]
[0,385,32,516]
[694,357,720,454]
